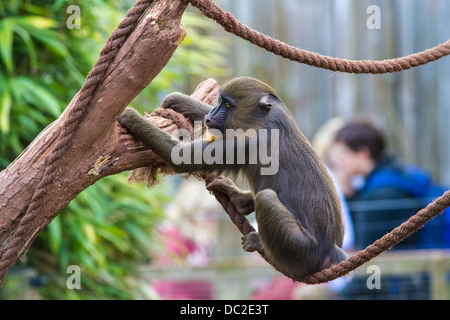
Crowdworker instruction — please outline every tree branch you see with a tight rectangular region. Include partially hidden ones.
[0,0,190,284]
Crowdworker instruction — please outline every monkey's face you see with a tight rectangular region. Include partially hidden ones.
[204,77,282,141]
[204,93,233,134]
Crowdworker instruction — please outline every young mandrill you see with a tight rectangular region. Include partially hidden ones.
[118,77,347,281]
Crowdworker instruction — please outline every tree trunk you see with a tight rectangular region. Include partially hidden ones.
[0,0,190,285]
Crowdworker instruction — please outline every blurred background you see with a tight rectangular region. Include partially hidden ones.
[0,0,449,299]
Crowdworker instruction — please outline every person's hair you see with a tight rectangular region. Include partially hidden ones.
[335,121,386,162]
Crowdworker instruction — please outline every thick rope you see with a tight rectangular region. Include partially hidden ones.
[203,176,256,236]
[188,0,450,74]
[0,0,154,283]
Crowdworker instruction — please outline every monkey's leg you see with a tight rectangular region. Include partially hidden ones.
[161,93,212,123]
[206,177,255,215]
[250,189,317,256]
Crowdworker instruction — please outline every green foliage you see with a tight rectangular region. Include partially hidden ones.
[0,0,110,168]
[0,0,226,299]
[27,174,170,299]
[133,10,228,111]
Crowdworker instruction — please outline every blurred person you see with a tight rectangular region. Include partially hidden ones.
[326,120,450,300]
[327,120,448,250]
[312,117,355,251]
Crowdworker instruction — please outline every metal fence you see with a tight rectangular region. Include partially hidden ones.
[141,199,450,300]
[141,249,450,300]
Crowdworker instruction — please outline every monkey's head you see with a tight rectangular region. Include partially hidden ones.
[204,77,285,141]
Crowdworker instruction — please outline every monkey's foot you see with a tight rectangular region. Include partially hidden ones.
[207,178,255,216]
[241,232,263,253]
[206,177,235,194]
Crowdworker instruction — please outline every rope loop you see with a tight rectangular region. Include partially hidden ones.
[188,0,450,74]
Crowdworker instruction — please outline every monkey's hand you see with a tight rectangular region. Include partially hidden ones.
[161,93,212,123]
[207,177,255,216]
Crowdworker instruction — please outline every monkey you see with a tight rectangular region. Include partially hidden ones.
[118,77,347,281]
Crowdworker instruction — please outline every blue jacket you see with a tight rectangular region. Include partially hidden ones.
[349,157,449,249]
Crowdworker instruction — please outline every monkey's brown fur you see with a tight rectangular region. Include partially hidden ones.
[118,77,347,280]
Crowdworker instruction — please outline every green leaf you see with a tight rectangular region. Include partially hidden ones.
[29,29,69,57]
[47,215,62,253]
[0,89,12,133]
[0,19,14,73]
[51,0,68,11]
[14,16,56,29]
[82,223,97,245]
[97,226,128,252]
[12,77,61,117]
[15,17,68,57]
[13,25,37,68]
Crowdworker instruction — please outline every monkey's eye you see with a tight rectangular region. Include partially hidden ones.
[225,102,231,108]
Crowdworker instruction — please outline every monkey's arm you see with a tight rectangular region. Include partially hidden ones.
[118,107,207,173]
[207,177,255,215]
[161,93,212,123]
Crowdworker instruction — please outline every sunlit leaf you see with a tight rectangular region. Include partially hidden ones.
[82,223,97,245]
[0,19,14,73]
[16,18,68,57]
[0,90,12,133]
[14,16,56,29]
[13,25,37,68]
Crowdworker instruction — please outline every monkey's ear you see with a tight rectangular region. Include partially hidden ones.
[259,95,272,113]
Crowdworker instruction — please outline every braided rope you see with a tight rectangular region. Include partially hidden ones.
[203,176,256,236]
[0,0,154,283]
[188,0,450,74]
